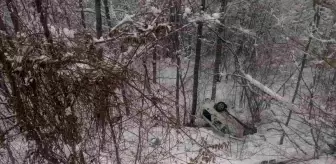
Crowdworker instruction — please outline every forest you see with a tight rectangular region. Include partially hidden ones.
[0,0,336,163]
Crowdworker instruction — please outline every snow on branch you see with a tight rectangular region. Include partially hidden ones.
[232,26,256,37]
[75,8,95,14]
[309,33,336,43]
[110,14,134,31]
[241,72,336,128]
[241,72,299,113]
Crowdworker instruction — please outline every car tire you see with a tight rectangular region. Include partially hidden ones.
[214,102,227,113]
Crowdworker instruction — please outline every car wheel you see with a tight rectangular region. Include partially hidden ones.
[214,102,227,113]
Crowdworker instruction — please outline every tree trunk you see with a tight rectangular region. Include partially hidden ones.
[279,5,320,145]
[175,51,181,125]
[190,0,205,125]
[107,114,121,164]
[95,0,103,38]
[103,0,112,28]
[79,0,86,28]
[6,0,20,33]
[35,0,52,44]
[279,41,310,145]
[180,73,187,125]
[211,0,227,101]
[122,84,130,115]
[135,84,146,163]
[142,59,151,93]
[152,47,157,84]
[66,14,72,29]
[174,0,181,126]
[332,70,336,85]
[111,126,121,164]
[0,17,8,34]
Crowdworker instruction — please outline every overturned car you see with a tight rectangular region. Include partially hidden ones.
[200,100,257,138]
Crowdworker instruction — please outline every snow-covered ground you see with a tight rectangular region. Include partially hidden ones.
[142,59,336,164]
[1,58,334,164]
[96,125,335,164]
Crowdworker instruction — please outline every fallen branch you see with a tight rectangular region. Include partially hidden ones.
[240,72,300,114]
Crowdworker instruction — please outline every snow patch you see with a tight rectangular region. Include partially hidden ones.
[150,6,161,16]
[212,13,221,19]
[48,25,60,37]
[14,55,23,63]
[111,14,134,31]
[236,26,256,37]
[15,66,23,71]
[65,107,71,115]
[63,28,75,38]
[36,55,49,61]
[64,52,74,57]
[145,0,152,6]
[93,37,104,42]
[183,7,192,18]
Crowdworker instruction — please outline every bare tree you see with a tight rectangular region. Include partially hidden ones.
[6,0,20,33]
[152,47,157,84]
[190,0,206,125]
[0,17,8,33]
[211,0,227,101]
[35,0,52,44]
[279,3,321,145]
[95,0,103,38]
[103,0,112,27]
[170,0,182,125]
[79,0,86,28]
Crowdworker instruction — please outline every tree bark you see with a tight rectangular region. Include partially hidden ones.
[211,0,227,101]
[103,0,112,28]
[142,59,151,93]
[279,5,320,145]
[35,0,52,44]
[332,70,336,85]
[111,126,121,164]
[180,73,187,125]
[174,0,181,126]
[95,0,103,38]
[0,17,8,34]
[152,47,157,84]
[108,114,121,164]
[79,0,86,28]
[121,84,130,115]
[190,0,205,125]
[6,0,20,33]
